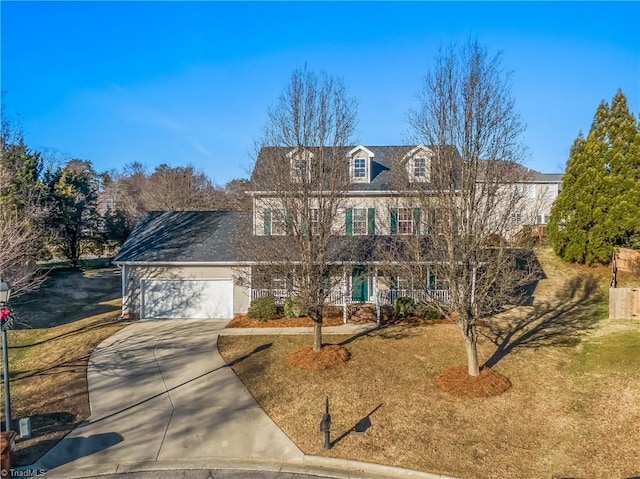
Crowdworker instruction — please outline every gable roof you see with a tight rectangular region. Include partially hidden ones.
[114,211,251,264]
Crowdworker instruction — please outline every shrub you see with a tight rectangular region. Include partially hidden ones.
[415,301,444,320]
[393,297,415,318]
[247,296,277,321]
[284,297,303,318]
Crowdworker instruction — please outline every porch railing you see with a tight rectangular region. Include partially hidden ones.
[251,288,450,306]
[377,289,451,305]
[251,288,354,306]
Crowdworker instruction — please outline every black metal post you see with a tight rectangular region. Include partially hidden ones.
[2,328,11,432]
[320,396,331,449]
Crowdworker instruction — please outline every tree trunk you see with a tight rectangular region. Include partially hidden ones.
[464,335,480,376]
[313,319,322,352]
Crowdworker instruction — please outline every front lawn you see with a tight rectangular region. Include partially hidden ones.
[2,266,129,465]
[218,250,640,479]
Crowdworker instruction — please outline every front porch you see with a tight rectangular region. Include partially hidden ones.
[250,287,451,306]
[250,264,451,311]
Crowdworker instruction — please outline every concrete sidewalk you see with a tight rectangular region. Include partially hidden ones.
[32,320,303,478]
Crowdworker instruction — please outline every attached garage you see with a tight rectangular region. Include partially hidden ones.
[141,279,234,319]
[113,211,252,320]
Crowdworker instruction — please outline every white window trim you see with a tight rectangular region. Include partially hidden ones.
[271,210,286,235]
[397,208,414,235]
[403,145,432,183]
[412,156,430,182]
[347,146,374,183]
[352,208,368,235]
[287,148,313,182]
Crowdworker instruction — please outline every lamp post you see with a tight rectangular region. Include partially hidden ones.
[0,279,12,433]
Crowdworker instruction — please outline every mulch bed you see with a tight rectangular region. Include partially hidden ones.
[227,314,347,328]
[434,365,512,398]
[288,344,351,371]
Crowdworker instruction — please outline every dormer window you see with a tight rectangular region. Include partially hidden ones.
[414,157,428,179]
[404,145,432,183]
[348,146,374,183]
[289,149,313,182]
[354,158,367,179]
[293,158,307,179]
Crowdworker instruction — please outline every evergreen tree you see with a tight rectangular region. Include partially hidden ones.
[0,139,46,214]
[549,90,640,264]
[45,159,101,267]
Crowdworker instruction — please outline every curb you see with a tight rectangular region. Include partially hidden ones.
[20,456,458,479]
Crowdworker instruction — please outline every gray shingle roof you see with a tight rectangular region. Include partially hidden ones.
[113,210,441,265]
[251,145,461,192]
[114,211,251,263]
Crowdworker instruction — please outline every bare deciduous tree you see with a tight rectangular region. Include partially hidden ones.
[240,67,358,351]
[404,41,535,376]
[141,163,225,211]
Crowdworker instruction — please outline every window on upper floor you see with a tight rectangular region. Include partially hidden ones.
[353,158,367,179]
[345,207,375,235]
[390,208,421,235]
[398,208,413,234]
[413,157,429,181]
[352,208,367,235]
[263,208,285,236]
[290,157,310,182]
[309,208,320,235]
[510,212,522,224]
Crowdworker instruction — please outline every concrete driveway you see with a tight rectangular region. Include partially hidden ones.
[33,319,303,477]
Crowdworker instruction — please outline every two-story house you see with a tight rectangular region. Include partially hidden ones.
[114,145,561,320]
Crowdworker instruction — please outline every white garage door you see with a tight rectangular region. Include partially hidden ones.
[141,279,234,319]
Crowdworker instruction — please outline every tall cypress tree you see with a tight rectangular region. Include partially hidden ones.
[549,90,640,264]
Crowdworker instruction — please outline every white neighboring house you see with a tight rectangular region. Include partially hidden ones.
[509,166,563,239]
[113,146,562,320]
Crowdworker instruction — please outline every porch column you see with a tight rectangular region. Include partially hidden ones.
[342,266,348,324]
[374,267,381,325]
[121,264,128,317]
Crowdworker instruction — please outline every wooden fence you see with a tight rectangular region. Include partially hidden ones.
[616,248,640,274]
[609,287,640,320]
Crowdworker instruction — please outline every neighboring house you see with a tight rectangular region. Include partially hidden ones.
[505,165,562,234]
[114,145,561,320]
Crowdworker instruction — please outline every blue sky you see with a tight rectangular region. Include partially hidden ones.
[2,1,639,185]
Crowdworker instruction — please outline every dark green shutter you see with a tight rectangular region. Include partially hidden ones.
[413,208,421,235]
[264,208,271,236]
[345,208,353,235]
[429,274,436,290]
[453,212,459,235]
[301,216,308,236]
[368,208,376,235]
[390,209,398,235]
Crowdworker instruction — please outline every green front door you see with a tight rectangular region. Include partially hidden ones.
[351,267,369,302]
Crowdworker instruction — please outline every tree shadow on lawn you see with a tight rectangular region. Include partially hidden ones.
[10,317,129,351]
[11,267,122,329]
[482,274,604,368]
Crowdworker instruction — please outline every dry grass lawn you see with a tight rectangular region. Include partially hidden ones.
[219,248,640,479]
[3,266,129,465]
